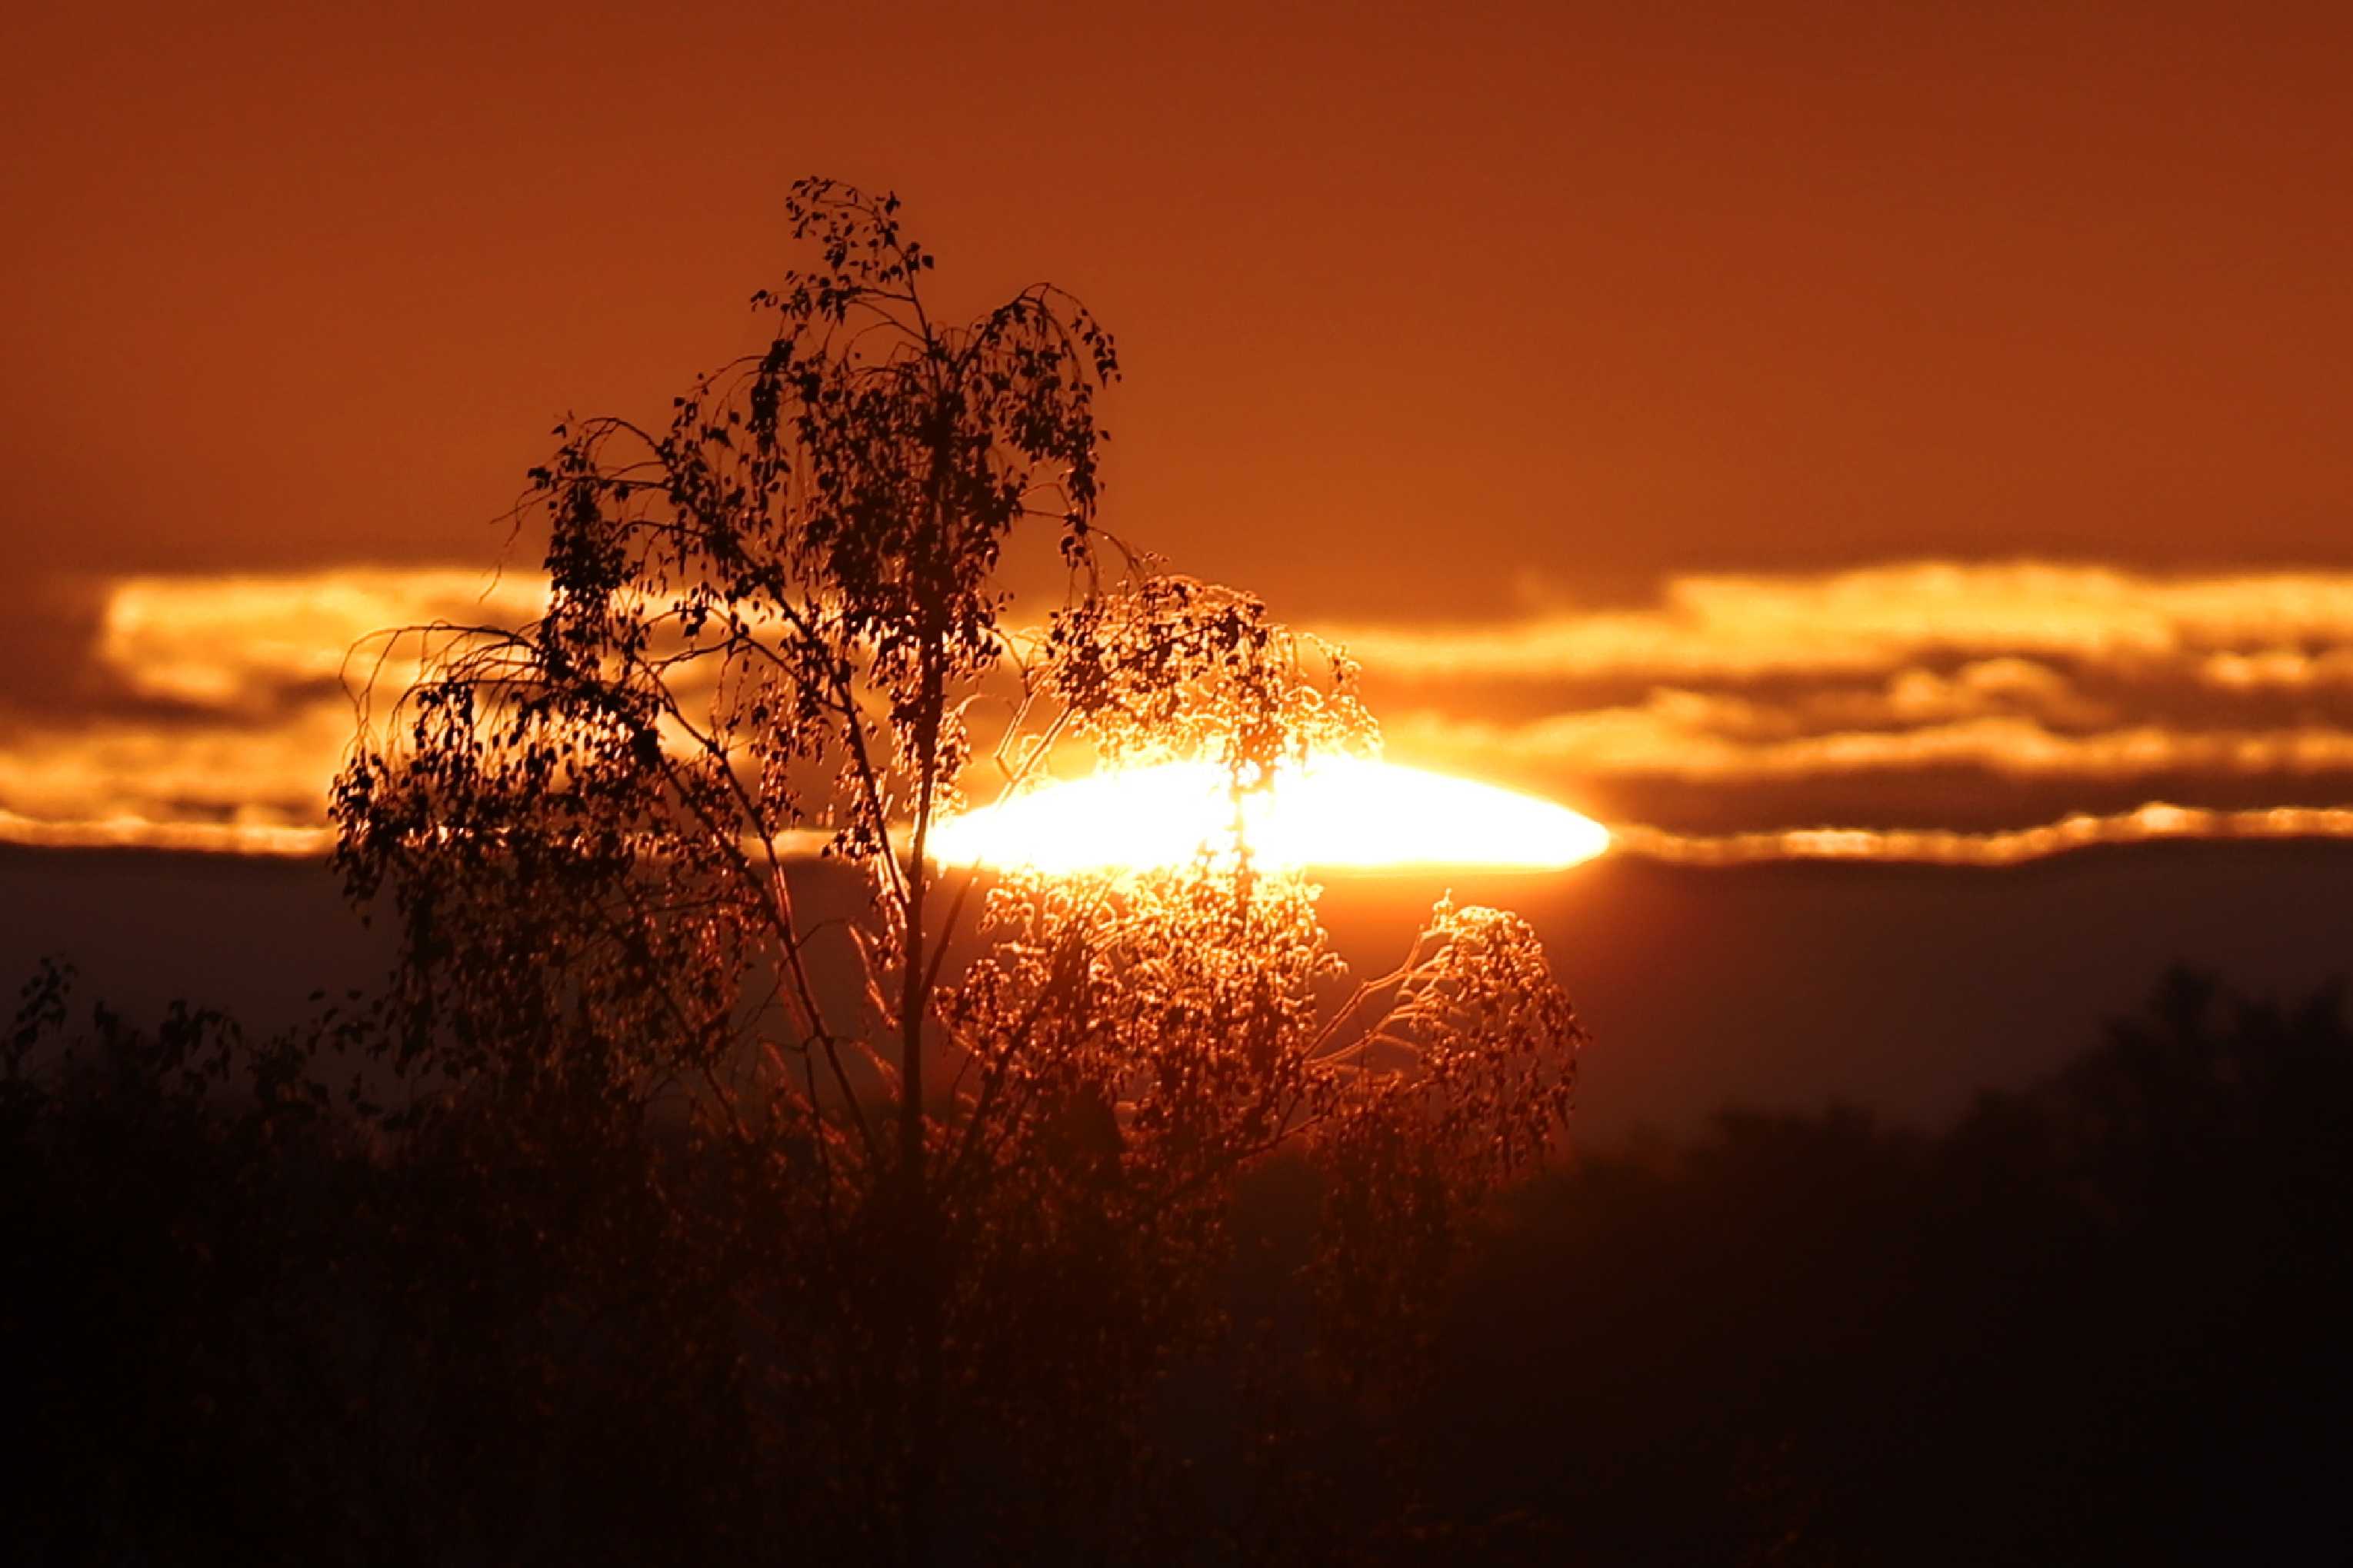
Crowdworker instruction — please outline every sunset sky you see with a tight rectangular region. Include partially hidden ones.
[14,16,2353,1556]
[8,0,2353,861]
[8,0,2353,1141]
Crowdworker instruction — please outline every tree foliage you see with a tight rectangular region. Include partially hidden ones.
[328,178,1584,1559]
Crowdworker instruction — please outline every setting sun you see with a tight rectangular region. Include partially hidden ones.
[928,755,1611,874]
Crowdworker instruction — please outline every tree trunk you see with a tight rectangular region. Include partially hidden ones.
[898,420,953,1564]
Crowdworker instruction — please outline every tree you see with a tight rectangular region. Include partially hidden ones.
[332,178,1584,1562]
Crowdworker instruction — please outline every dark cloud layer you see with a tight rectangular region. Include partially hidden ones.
[15,561,2353,861]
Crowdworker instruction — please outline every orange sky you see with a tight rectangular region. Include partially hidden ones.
[9,1,2350,599]
[5,0,2352,849]
[10,2,2353,1140]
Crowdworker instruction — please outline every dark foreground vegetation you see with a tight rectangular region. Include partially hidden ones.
[5,961,2345,1565]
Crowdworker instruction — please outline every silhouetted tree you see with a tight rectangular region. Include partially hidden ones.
[330,179,1583,1561]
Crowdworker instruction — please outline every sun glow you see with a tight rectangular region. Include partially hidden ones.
[928,756,1611,875]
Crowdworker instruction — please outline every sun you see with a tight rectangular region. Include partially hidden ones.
[928,755,1610,875]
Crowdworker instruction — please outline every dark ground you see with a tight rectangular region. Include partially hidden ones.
[5,842,2351,1562]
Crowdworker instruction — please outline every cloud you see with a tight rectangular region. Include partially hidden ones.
[12,559,2353,860]
[96,570,547,711]
[0,705,358,824]
[0,807,329,857]
[1323,562,2353,683]
[0,568,540,855]
[1612,803,2353,867]
[1385,704,2353,783]
[2197,647,2353,691]
[1325,561,2353,845]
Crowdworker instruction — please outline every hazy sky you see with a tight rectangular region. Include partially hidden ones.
[6,0,2352,848]
[12,1,2350,594]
